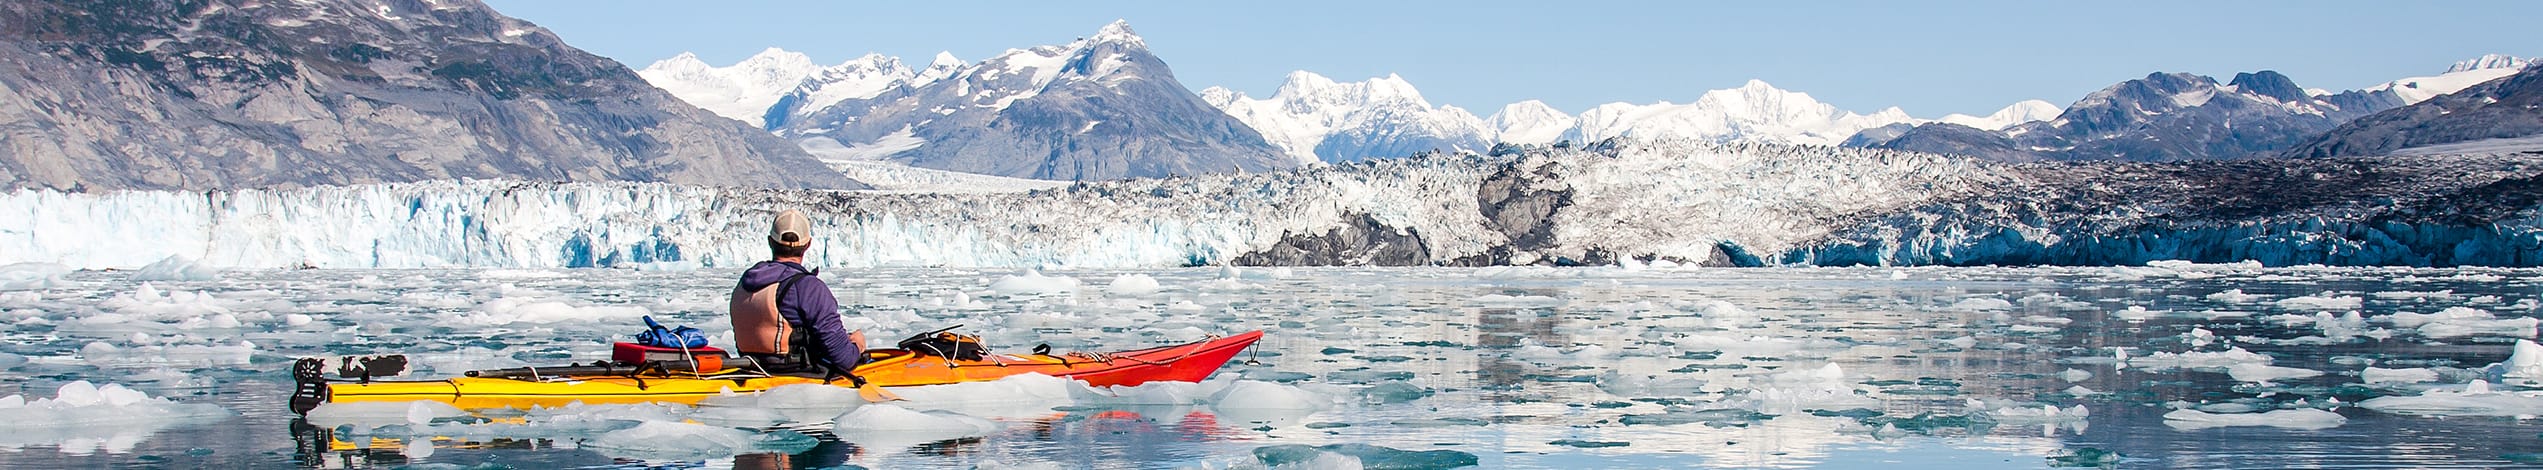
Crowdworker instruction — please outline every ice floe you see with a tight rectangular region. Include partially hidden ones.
[2162,408,2346,430]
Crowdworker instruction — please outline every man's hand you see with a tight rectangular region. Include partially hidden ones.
[849,330,868,349]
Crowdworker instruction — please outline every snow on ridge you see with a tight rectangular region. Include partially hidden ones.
[639,48,912,127]
[1209,71,1491,165]
[2447,54,2534,74]
[0,140,1982,270]
[2369,54,2535,105]
[1938,100,2064,130]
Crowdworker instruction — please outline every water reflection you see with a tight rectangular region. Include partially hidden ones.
[1,266,2541,468]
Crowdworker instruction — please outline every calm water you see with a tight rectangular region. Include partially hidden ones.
[0,264,2539,469]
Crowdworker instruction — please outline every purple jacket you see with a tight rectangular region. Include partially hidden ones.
[737,261,860,371]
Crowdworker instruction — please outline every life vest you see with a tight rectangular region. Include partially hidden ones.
[730,269,813,357]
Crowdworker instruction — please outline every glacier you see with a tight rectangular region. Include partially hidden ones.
[6,140,2543,270]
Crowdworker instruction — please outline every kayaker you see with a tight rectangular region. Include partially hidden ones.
[730,209,867,377]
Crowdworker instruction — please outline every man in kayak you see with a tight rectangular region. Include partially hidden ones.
[730,209,867,378]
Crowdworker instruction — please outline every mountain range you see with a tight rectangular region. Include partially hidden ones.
[649,21,2534,170]
[2286,58,2543,158]
[645,22,1289,181]
[0,0,860,191]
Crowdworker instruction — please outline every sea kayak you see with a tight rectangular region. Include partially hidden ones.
[290,330,1263,414]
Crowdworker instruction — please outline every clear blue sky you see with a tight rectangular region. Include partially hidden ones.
[484,0,2540,117]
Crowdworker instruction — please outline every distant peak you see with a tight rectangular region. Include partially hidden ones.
[736,47,813,69]
[642,52,710,72]
[1275,70,1339,96]
[2448,54,2534,73]
[1088,19,1145,48]
[1739,79,1780,91]
[930,51,962,67]
[1501,100,1561,114]
[2228,70,2308,103]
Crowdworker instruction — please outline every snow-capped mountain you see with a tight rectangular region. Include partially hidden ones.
[2362,54,2534,105]
[1936,100,2063,131]
[2287,61,2543,157]
[1488,101,1578,146]
[1202,72,1494,165]
[1200,75,2059,163]
[637,48,822,127]
[1565,80,1919,146]
[775,21,1291,180]
[1862,70,2406,161]
[639,49,957,129]
[0,0,859,191]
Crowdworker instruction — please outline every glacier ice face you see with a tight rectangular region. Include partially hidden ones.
[8,140,2543,270]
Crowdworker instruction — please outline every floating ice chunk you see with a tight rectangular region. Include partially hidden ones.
[2129,347,2273,371]
[1683,299,1755,328]
[2161,408,2346,430]
[0,380,230,428]
[2226,363,2322,383]
[131,255,222,282]
[2484,339,2543,383]
[698,383,866,424]
[459,297,650,325]
[2207,289,2265,304]
[1736,363,1877,414]
[2059,369,2093,382]
[2363,367,2442,384]
[2373,290,2454,300]
[2111,306,2162,321]
[0,262,72,290]
[79,340,256,366]
[833,403,1001,434]
[1105,274,1162,297]
[1947,297,2012,311]
[887,373,1079,417]
[1472,294,1565,307]
[304,400,465,429]
[2359,380,2543,417]
[1984,403,2090,426]
[830,404,1001,451]
[990,269,1080,296]
[2275,294,2363,311]
[585,420,808,460]
[2387,307,2538,339]
[2265,311,2379,342]
[0,381,229,454]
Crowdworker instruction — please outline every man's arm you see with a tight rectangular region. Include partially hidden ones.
[789,276,864,370]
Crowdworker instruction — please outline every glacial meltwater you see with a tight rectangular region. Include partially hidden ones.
[2,263,2541,468]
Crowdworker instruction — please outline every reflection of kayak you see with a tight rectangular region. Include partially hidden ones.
[290,331,1263,414]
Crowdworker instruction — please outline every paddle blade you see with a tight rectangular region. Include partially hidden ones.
[858,383,903,402]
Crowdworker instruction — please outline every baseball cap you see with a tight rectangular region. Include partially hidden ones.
[769,209,812,247]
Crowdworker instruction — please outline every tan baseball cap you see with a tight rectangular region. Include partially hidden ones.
[769,209,812,247]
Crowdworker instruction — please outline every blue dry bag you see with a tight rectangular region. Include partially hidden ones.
[636,316,710,349]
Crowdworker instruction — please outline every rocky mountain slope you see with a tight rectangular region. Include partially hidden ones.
[0,0,860,191]
[2284,63,2543,158]
[1858,71,2404,161]
[1856,57,2534,162]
